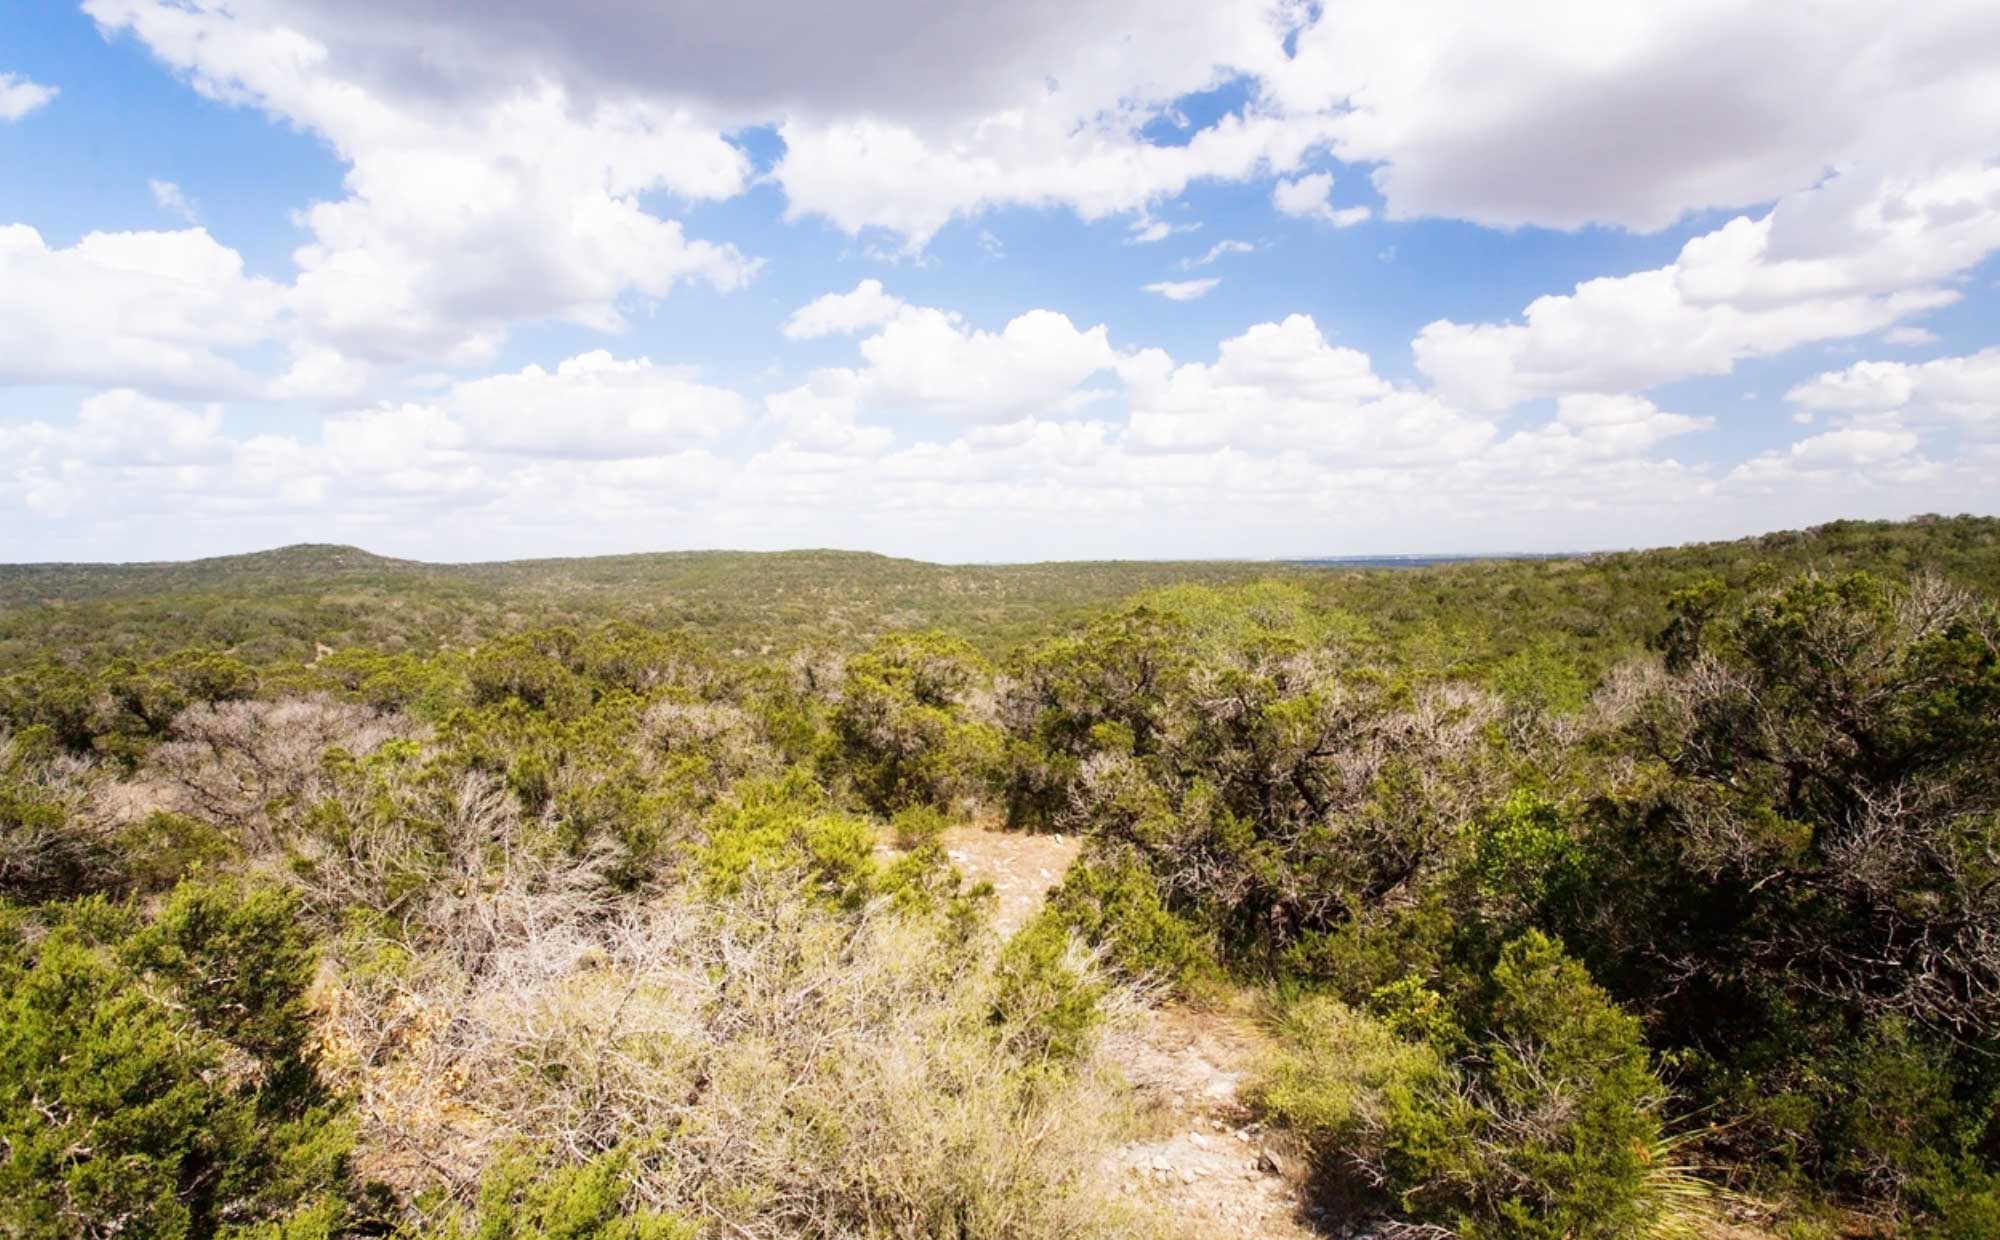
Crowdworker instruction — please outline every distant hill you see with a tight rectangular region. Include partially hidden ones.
[0,544,1291,666]
[0,544,423,602]
[3,516,1995,671]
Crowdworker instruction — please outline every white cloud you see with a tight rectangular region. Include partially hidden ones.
[1120,314,1494,462]
[1272,173,1329,217]
[858,307,1116,422]
[88,0,759,367]
[1728,424,1926,492]
[70,0,2000,268]
[1269,1,2000,232]
[149,179,201,223]
[177,0,1318,250]
[776,107,1332,251]
[1272,172,1369,226]
[1127,214,1199,244]
[0,224,283,395]
[1143,278,1220,302]
[762,369,894,456]
[1882,326,1938,346]
[761,300,1119,457]
[1786,349,2000,437]
[1415,165,2000,411]
[0,72,57,121]
[1185,239,1255,268]
[782,279,907,340]
[443,351,747,458]
[1493,393,1713,465]
[74,389,231,465]
[14,3,2000,560]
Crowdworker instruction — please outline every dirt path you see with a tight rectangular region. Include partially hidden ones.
[1105,1002,1330,1238]
[924,824,1332,1238]
[935,824,1082,936]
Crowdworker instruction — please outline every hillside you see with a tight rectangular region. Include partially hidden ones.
[0,545,1291,667]
[4,515,1995,674]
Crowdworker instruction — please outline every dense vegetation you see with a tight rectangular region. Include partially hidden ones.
[3,515,1998,1239]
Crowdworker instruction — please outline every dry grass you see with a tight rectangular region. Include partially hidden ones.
[313,847,1177,1239]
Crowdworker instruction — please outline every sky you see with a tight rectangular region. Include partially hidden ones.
[1,0,1997,564]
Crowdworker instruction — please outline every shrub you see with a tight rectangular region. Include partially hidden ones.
[991,912,1109,1066]
[441,1149,693,1240]
[0,887,351,1240]
[889,802,948,849]
[829,631,1000,813]
[1383,932,1672,1240]
[1043,850,1214,992]
[315,882,1145,1240]
[1251,995,1441,1168]
[127,879,317,1065]
[0,730,122,900]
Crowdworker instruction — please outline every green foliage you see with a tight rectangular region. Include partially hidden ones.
[128,880,317,1064]
[698,771,877,905]
[1581,568,2000,1219]
[829,630,1000,813]
[1043,850,1213,991]
[4,518,1999,1234]
[1491,641,1593,717]
[889,802,948,848]
[0,886,351,1240]
[0,650,256,765]
[1471,791,1585,924]
[1252,995,1442,1164]
[432,1149,693,1240]
[119,810,240,892]
[1382,932,1668,1240]
[991,913,1107,1065]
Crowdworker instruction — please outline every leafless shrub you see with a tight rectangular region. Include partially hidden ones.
[0,731,124,898]
[635,700,777,791]
[787,647,845,700]
[150,696,416,846]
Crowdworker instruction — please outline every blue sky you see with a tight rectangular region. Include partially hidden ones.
[1,0,1996,562]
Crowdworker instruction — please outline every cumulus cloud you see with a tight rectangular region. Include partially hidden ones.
[443,351,748,458]
[68,0,2000,263]
[1414,165,2000,411]
[0,224,283,395]
[1121,314,1494,462]
[0,72,57,121]
[1272,173,1369,226]
[1489,394,1713,469]
[11,2,2000,559]
[1786,349,2000,437]
[88,0,759,368]
[757,298,1123,470]
[1269,0,2000,231]
[775,108,1331,250]
[11,324,1994,563]
[782,280,908,340]
[857,308,1116,421]
[1143,278,1220,301]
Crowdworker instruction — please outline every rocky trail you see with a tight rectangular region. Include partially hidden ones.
[932,825,1337,1240]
